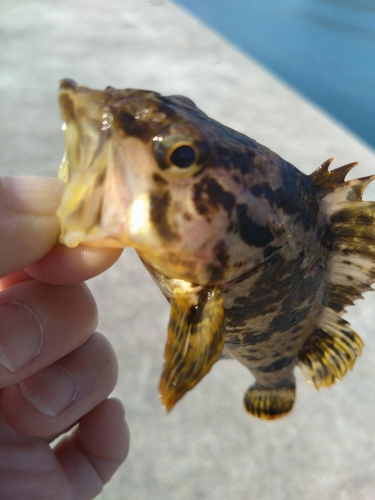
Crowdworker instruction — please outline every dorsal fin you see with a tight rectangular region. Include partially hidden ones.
[299,160,375,387]
[311,158,359,192]
[311,159,375,315]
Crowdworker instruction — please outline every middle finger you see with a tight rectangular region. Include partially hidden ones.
[0,279,98,387]
[1,332,119,438]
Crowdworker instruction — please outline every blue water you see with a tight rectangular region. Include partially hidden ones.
[175,0,375,149]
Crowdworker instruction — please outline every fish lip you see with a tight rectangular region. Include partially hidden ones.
[58,80,111,171]
[58,88,80,176]
[60,78,78,92]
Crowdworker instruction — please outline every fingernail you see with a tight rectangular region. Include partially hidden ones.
[1,176,65,215]
[0,303,43,372]
[20,364,79,417]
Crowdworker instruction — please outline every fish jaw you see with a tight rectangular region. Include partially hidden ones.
[57,79,129,248]
[57,80,172,252]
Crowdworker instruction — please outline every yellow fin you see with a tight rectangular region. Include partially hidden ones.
[298,307,363,388]
[159,286,226,412]
[243,380,296,420]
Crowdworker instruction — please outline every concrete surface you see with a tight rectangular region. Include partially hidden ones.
[1,1,375,499]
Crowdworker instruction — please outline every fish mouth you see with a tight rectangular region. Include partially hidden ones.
[57,79,124,248]
[56,79,163,252]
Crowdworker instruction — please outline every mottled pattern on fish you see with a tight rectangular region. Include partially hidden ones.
[57,79,375,419]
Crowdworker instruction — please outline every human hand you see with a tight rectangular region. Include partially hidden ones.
[0,176,130,499]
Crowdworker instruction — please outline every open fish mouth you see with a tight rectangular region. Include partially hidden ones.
[57,79,160,251]
[57,79,120,248]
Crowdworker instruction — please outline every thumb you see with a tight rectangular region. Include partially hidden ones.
[0,176,65,277]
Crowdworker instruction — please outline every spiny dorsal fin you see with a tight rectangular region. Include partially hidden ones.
[299,160,374,389]
[313,159,375,315]
[311,158,358,192]
[159,286,226,412]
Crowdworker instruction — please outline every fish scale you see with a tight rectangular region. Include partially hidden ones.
[56,79,375,419]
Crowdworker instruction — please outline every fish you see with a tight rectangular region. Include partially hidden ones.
[56,78,375,419]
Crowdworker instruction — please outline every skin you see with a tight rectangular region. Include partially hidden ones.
[0,175,129,499]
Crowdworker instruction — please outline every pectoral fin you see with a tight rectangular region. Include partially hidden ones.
[159,286,226,411]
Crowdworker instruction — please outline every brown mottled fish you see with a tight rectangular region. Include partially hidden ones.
[56,78,375,419]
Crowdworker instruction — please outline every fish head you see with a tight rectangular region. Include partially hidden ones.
[57,79,286,285]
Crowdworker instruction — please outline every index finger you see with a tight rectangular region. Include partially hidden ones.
[0,176,123,285]
[0,176,64,278]
[25,244,123,285]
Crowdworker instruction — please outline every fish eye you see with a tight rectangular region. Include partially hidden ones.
[168,144,197,169]
[153,132,210,177]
